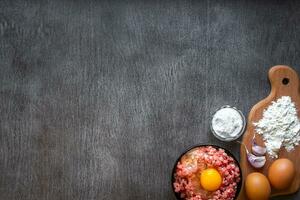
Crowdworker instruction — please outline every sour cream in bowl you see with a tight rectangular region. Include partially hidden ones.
[210,106,246,141]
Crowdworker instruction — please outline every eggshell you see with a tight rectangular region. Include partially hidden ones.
[268,158,295,190]
[245,172,271,200]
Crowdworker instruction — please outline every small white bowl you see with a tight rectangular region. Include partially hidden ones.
[210,105,246,142]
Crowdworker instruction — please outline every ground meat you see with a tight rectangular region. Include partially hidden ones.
[173,146,241,200]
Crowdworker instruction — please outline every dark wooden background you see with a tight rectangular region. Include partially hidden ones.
[1,0,300,199]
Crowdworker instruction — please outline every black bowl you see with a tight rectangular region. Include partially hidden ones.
[171,144,243,200]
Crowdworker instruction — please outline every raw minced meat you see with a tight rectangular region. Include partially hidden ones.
[173,146,241,200]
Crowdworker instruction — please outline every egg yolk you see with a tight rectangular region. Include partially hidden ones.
[200,168,222,191]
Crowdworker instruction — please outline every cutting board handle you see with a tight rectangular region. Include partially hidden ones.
[269,65,300,95]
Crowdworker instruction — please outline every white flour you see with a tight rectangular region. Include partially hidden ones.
[254,96,300,158]
[212,107,244,139]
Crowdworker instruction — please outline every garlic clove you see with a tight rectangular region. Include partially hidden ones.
[251,134,267,156]
[252,138,267,156]
[247,153,266,168]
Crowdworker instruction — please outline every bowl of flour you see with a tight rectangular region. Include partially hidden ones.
[211,105,246,141]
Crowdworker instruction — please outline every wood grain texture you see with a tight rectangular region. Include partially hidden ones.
[238,66,300,200]
[0,0,300,199]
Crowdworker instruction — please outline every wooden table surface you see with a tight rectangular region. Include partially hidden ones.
[1,0,300,199]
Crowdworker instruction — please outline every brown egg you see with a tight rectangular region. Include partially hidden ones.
[268,158,295,190]
[245,172,271,200]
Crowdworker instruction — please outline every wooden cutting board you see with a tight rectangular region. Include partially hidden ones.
[237,65,300,200]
